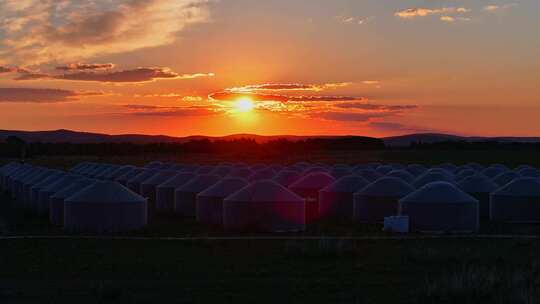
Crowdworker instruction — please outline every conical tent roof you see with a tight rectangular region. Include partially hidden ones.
[42,175,82,193]
[51,179,96,200]
[424,168,454,179]
[516,165,534,171]
[492,171,521,186]
[128,169,160,183]
[210,166,233,177]
[455,169,478,181]
[142,170,178,186]
[376,165,393,175]
[145,161,163,169]
[273,170,302,187]
[289,172,336,190]
[386,170,415,183]
[226,180,304,202]
[400,182,478,204]
[406,164,427,176]
[457,174,499,193]
[492,178,540,197]
[196,166,215,174]
[158,173,196,188]
[321,175,369,193]
[466,163,484,171]
[518,168,540,178]
[66,181,145,204]
[482,167,506,178]
[329,167,352,179]
[436,163,458,172]
[116,168,144,182]
[413,172,454,188]
[177,174,220,192]
[227,167,254,179]
[198,177,248,198]
[357,177,415,197]
[354,169,382,182]
[105,165,135,180]
[248,169,276,181]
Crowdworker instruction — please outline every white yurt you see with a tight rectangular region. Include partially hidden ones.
[490,178,540,223]
[115,167,144,186]
[248,169,276,182]
[518,168,540,178]
[139,170,179,203]
[210,165,233,177]
[329,167,353,179]
[0,162,22,191]
[64,181,147,233]
[492,171,521,186]
[406,164,427,177]
[455,169,478,182]
[155,173,196,212]
[23,169,62,208]
[145,161,163,169]
[386,170,415,184]
[174,174,221,216]
[376,165,393,175]
[49,179,96,226]
[11,166,39,201]
[457,174,499,219]
[399,182,479,233]
[412,171,454,188]
[104,165,135,181]
[319,175,370,219]
[196,177,249,226]
[436,163,458,173]
[353,177,415,223]
[273,170,302,187]
[482,166,507,178]
[223,180,306,232]
[289,172,336,223]
[196,165,215,174]
[29,172,66,212]
[126,169,160,194]
[353,169,382,182]
[227,167,254,179]
[37,174,80,213]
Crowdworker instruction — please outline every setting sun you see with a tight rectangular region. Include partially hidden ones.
[234,98,255,113]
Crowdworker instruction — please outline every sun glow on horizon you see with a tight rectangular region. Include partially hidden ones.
[234,97,255,113]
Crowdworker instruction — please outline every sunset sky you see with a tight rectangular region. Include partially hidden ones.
[1,0,539,137]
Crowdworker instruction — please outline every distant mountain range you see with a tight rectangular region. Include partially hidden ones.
[1,129,540,147]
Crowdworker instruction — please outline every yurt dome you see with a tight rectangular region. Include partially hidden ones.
[482,166,507,178]
[64,181,147,233]
[49,179,96,226]
[457,174,498,219]
[12,166,39,201]
[353,177,415,223]
[250,164,267,172]
[29,172,66,212]
[78,163,99,176]
[329,167,353,179]
[174,174,221,216]
[3,163,28,191]
[386,170,415,184]
[412,172,454,188]
[86,164,111,178]
[389,163,405,170]
[490,178,540,223]
[518,168,540,178]
[406,164,427,176]
[269,164,285,173]
[436,163,458,173]
[23,169,62,208]
[155,173,195,212]
[492,171,521,186]
[95,165,120,180]
[38,174,81,214]
[104,165,135,181]
[196,165,215,175]
[399,182,479,233]
[424,168,455,179]
[248,169,276,182]
[466,163,484,171]
[139,170,179,203]
[227,167,254,179]
[126,169,160,194]
[115,167,144,186]
[145,161,163,169]
[273,170,302,187]
[491,164,510,171]
[319,175,369,219]
[210,165,233,177]
[376,165,393,175]
[289,172,336,222]
[0,162,22,190]
[196,177,249,226]
[354,169,382,182]
[455,169,478,182]
[516,165,534,171]
[303,166,328,175]
[223,180,305,232]
[69,162,88,173]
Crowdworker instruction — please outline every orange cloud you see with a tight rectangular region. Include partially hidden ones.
[395,7,471,19]
[56,63,115,71]
[226,82,353,93]
[0,87,102,103]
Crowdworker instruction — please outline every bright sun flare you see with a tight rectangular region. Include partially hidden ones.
[234,98,255,113]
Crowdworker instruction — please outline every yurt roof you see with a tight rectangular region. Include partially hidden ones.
[518,168,540,178]
[198,177,249,198]
[303,167,328,175]
[127,169,160,183]
[106,165,135,179]
[66,181,146,204]
[492,177,540,197]
[145,161,163,169]
[158,173,196,188]
[289,172,336,190]
[400,182,478,204]
[413,172,454,188]
[436,163,458,172]
[492,171,521,186]
[196,165,215,174]
[50,180,96,200]
[321,175,369,193]
[210,166,233,177]
[455,169,478,181]
[248,169,276,181]
[227,168,254,178]
[354,169,382,181]
[357,177,415,197]
[142,170,179,186]
[177,174,220,192]
[42,175,81,193]
[225,180,304,203]
[33,172,66,188]
[116,168,145,182]
[375,165,393,174]
[273,170,302,186]
[482,167,506,177]
[457,174,499,193]
[386,170,415,183]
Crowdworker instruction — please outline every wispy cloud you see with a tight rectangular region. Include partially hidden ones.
[337,15,374,25]
[209,91,360,103]
[484,3,518,12]
[123,104,216,117]
[395,7,471,19]
[0,0,213,65]
[226,82,353,93]
[0,87,102,103]
[15,67,214,83]
[56,63,115,71]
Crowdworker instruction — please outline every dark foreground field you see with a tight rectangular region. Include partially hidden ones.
[2,151,540,303]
